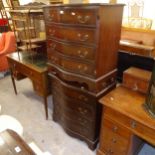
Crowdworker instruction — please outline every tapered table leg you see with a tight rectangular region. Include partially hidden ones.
[43,96,48,120]
[11,70,17,95]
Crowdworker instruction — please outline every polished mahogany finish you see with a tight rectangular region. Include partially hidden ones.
[7,52,50,120]
[44,3,124,150]
[97,86,155,155]
[0,129,35,155]
[123,67,151,94]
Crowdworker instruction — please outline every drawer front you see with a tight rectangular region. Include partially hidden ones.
[47,39,95,61]
[102,117,131,139]
[99,127,129,155]
[50,73,97,105]
[104,107,155,144]
[46,25,96,45]
[48,51,95,77]
[44,8,59,23]
[44,7,98,26]
[19,65,42,82]
[53,89,96,120]
[53,95,96,141]
[48,65,116,93]
[123,74,149,94]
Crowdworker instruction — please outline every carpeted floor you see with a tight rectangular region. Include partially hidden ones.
[0,75,155,155]
[0,75,96,155]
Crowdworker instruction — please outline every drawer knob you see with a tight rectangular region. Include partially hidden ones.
[78,95,88,102]
[77,33,89,42]
[81,86,85,90]
[77,50,88,58]
[77,15,90,24]
[112,126,118,132]
[131,120,137,128]
[133,83,138,91]
[112,138,117,143]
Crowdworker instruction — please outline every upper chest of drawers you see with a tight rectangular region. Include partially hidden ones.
[44,6,98,27]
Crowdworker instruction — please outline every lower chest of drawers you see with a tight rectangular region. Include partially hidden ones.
[50,74,102,150]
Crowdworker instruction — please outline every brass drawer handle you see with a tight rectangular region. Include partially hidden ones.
[48,14,54,21]
[107,149,114,154]
[78,107,88,115]
[112,138,117,143]
[49,29,55,36]
[78,95,88,102]
[77,50,88,58]
[112,126,118,132]
[102,82,107,88]
[77,33,89,42]
[133,83,138,91]
[78,65,88,71]
[77,15,90,24]
[78,117,87,125]
[51,56,58,63]
[50,43,56,50]
[131,120,137,129]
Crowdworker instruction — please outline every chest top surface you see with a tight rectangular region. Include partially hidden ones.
[99,86,155,130]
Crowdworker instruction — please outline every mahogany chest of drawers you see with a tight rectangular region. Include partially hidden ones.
[43,3,124,150]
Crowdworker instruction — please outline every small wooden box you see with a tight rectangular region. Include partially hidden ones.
[123,67,151,94]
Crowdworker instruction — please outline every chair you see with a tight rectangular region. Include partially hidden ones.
[0,31,16,72]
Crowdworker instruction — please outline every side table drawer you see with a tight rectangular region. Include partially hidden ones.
[99,126,129,155]
[104,107,155,145]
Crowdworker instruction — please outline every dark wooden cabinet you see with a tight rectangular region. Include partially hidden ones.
[44,3,124,150]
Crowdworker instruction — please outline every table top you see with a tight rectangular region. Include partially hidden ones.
[99,86,155,130]
[0,129,35,155]
[7,52,48,73]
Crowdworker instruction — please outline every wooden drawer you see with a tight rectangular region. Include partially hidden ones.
[104,107,155,145]
[102,117,131,139]
[50,73,97,105]
[99,126,129,155]
[19,65,42,82]
[47,39,95,62]
[44,7,98,26]
[48,51,95,77]
[48,64,116,93]
[52,89,96,120]
[46,25,96,45]
[123,67,151,94]
[53,100,96,141]
[7,58,26,80]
